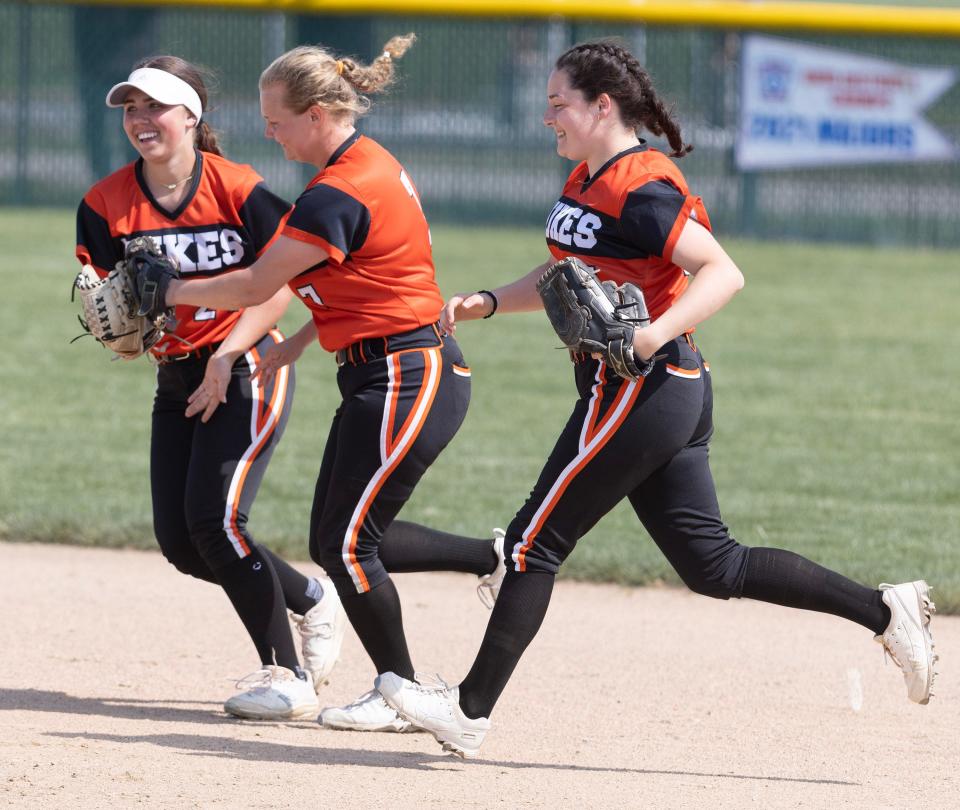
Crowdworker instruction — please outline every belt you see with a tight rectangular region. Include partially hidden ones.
[335,323,443,367]
[154,343,220,365]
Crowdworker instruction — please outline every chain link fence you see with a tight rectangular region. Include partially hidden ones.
[2,3,959,245]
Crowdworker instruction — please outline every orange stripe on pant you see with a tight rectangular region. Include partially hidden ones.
[342,347,441,592]
[514,375,643,571]
[579,364,606,452]
[381,359,401,462]
[223,346,291,557]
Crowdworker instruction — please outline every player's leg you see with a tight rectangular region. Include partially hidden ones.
[378,356,699,755]
[151,339,325,611]
[630,348,935,703]
[379,521,500,576]
[182,334,317,718]
[312,340,470,671]
[151,368,219,584]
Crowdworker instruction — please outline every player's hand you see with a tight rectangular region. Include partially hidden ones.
[631,323,666,364]
[251,339,303,388]
[186,354,232,423]
[440,291,492,335]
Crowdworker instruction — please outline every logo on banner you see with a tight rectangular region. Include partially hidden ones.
[759,60,791,102]
[736,35,956,170]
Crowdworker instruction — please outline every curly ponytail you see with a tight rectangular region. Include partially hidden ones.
[555,40,693,158]
[260,33,417,121]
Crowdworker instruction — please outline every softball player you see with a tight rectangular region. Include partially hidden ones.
[76,56,348,721]
[159,36,506,733]
[376,40,937,757]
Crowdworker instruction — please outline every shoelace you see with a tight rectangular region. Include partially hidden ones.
[411,672,453,694]
[295,609,336,639]
[230,668,276,691]
[344,690,381,709]
[297,619,335,640]
[476,581,496,610]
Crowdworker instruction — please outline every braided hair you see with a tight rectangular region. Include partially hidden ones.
[555,40,693,158]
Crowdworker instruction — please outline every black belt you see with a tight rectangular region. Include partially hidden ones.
[155,343,219,365]
[335,323,443,367]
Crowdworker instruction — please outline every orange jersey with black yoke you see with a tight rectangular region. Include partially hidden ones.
[282,133,442,352]
[546,145,711,322]
[76,150,291,357]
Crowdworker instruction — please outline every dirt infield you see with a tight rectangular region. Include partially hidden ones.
[1,541,956,809]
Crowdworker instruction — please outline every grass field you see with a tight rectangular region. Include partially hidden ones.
[2,208,959,610]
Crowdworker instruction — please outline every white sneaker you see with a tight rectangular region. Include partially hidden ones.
[376,672,490,758]
[291,578,347,692]
[224,666,319,720]
[319,688,417,733]
[875,581,938,704]
[477,528,507,609]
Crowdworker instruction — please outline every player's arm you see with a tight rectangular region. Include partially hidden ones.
[168,236,328,310]
[440,259,552,334]
[251,318,317,388]
[185,286,294,422]
[632,219,744,361]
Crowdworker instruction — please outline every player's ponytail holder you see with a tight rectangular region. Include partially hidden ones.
[335,60,345,76]
[478,290,498,319]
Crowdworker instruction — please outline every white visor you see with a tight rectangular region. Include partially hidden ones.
[105,68,203,120]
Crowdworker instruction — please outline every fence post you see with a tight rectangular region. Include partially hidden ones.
[15,3,31,205]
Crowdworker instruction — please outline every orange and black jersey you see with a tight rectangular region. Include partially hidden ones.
[282,132,443,352]
[546,145,711,322]
[76,150,291,357]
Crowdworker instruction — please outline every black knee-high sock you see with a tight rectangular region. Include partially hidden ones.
[458,570,555,720]
[740,547,889,634]
[259,547,320,616]
[378,520,497,575]
[339,577,415,680]
[214,545,301,672]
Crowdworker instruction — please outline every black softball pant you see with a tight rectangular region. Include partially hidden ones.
[309,328,471,594]
[150,330,294,574]
[507,334,748,597]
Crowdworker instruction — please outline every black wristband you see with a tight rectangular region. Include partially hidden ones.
[478,289,498,319]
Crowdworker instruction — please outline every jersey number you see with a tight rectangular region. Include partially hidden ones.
[400,169,430,244]
[194,307,216,322]
[399,169,422,212]
[296,284,324,306]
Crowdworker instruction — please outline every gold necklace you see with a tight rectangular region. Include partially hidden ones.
[161,174,194,191]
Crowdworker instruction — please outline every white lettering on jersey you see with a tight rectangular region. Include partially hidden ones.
[194,307,216,322]
[220,229,244,265]
[161,233,194,270]
[296,284,324,306]
[546,203,601,250]
[126,228,245,274]
[194,231,222,271]
[573,213,601,249]
[120,228,246,274]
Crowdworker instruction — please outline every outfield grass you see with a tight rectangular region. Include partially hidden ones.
[2,209,959,610]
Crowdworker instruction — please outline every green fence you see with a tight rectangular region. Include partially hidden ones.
[2,2,959,245]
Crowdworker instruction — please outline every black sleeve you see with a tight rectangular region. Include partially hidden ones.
[76,198,122,271]
[286,182,371,258]
[238,182,293,255]
[619,180,687,258]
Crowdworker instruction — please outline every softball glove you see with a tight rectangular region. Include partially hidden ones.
[536,256,655,381]
[72,236,177,360]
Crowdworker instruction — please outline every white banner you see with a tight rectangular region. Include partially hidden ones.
[736,35,957,170]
